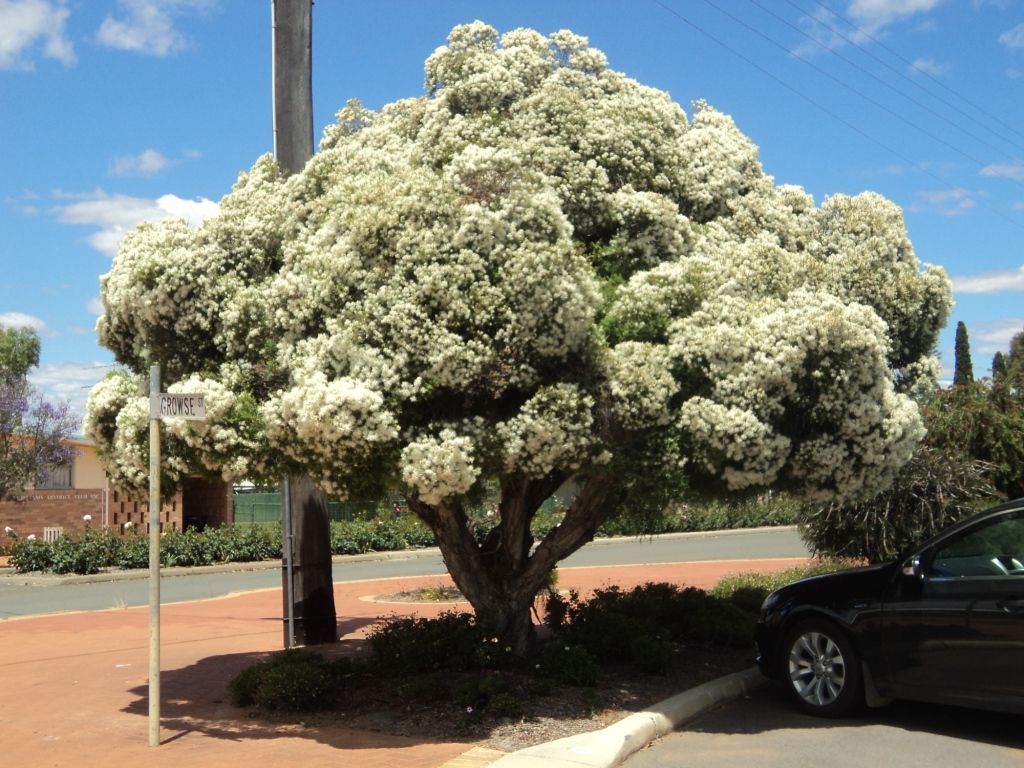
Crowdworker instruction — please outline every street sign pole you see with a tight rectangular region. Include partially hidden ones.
[145,377,206,747]
[148,364,161,748]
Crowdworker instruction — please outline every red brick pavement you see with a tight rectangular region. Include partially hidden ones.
[0,557,807,768]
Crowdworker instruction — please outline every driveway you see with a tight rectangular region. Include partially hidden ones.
[624,684,1024,768]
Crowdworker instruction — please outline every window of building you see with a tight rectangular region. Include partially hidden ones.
[36,463,72,489]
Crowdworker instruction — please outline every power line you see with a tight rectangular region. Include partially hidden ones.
[747,0,1024,162]
[694,0,1024,189]
[647,0,1024,232]
[799,0,1024,148]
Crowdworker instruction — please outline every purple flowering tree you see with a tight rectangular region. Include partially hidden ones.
[0,381,77,502]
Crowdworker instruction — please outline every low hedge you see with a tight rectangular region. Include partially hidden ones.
[2,494,801,575]
[227,562,848,715]
[3,515,437,575]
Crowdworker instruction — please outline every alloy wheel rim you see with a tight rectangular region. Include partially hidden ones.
[788,630,846,706]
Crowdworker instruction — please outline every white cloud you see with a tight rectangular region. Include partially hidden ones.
[85,296,104,316]
[0,0,75,70]
[1013,201,1024,210]
[29,361,119,425]
[965,318,1024,352]
[846,0,944,34]
[52,189,219,257]
[0,311,52,335]
[95,0,213,57]
[952,265,1024,294]
[980,159,1024,180]
[109,149,174,177]
[1000,23,1024,50]
[910,58,945,77]
[908,188,978,216]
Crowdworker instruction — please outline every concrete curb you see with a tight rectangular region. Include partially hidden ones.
[0,526,799,587]
[488,668,769,768]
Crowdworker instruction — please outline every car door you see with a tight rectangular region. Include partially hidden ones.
[881,510,1024,704]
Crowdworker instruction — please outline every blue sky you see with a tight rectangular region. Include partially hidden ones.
[2,0,1023,419]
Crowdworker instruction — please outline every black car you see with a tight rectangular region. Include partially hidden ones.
[756,497,1024,717]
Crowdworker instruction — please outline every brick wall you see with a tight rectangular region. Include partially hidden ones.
[105,488,182,535]
[182,478,233,530]
[0,490,103,539]
[1,488,183,541]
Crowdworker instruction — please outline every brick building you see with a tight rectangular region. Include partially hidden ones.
[0,437,232,541]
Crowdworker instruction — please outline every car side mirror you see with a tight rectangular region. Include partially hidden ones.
[901,555,923,579]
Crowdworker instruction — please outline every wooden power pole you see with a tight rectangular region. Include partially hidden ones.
[272,0,337,647]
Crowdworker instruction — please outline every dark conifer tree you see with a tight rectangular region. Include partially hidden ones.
[953,321,974,387]
[992,351,1008,379]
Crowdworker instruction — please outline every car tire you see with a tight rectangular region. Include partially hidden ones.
[781,618,864,717]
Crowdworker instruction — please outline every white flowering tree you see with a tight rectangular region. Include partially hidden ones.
[86,23,952,653]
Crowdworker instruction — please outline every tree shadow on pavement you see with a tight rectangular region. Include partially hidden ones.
[688,684,1024,752]
[119,616,446,751]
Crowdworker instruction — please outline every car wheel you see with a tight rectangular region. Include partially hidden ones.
[782,619,863,717]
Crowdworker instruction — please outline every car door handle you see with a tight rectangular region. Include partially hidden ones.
[996,597,1024,611]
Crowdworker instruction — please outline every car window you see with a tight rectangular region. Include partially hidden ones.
[928,513,1024,578]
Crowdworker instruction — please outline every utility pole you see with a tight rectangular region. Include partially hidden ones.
[272,0,337,647]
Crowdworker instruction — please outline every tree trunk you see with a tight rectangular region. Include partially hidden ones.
[281,475,337,646]
[407,473,613,656]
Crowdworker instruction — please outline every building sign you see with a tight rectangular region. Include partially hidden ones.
[150,393,206,421]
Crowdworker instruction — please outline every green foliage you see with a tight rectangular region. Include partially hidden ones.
[923,375,1024,500]
[5,531,54,572]
[708,559,857,607]
[0,327,40,383]
[454,673,522,717]
[799,446,995,563]
[490,691,525,718]
[365,611,510,676]
[597,493,800,537]
[992,351,1008,380]
[544,581,757,679]
[799,365,1023,564]
[629,635,675,676]
[7,523,282,574]
[223,565,855,718]
[329,514,435,554]
[953,320,974,387]
[533,642,599,687]
[160,524,282,567]
[227,649,352,711]
[581,687,605,717]
[1008,328,1024,378]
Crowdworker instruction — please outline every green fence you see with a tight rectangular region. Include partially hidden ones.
[233,492,557,525]
[233,493,386,525]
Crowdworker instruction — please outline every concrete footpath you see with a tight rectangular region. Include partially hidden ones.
[0,557,806,768]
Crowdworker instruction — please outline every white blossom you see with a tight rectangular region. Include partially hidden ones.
[87,22,952,506]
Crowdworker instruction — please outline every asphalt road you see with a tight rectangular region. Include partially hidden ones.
[624,684,1024,768]
[0,526,807,618]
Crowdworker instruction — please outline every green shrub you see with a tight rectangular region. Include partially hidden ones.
[6,533,54,572]
[328,515,435,555]
[629,635,674,675]
[708,559,856,606]
[455,673,512,712]
[545,581,761,669]
[116,531,150,570]
[799,446,994,563]
[598,493,800,537]
[366,611,508,676]
[227,649,351,712]
[581,687,604,716]
[533,642,599,687]
[490,691,524,718]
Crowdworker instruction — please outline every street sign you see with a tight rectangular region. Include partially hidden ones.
[150,393,206,421]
